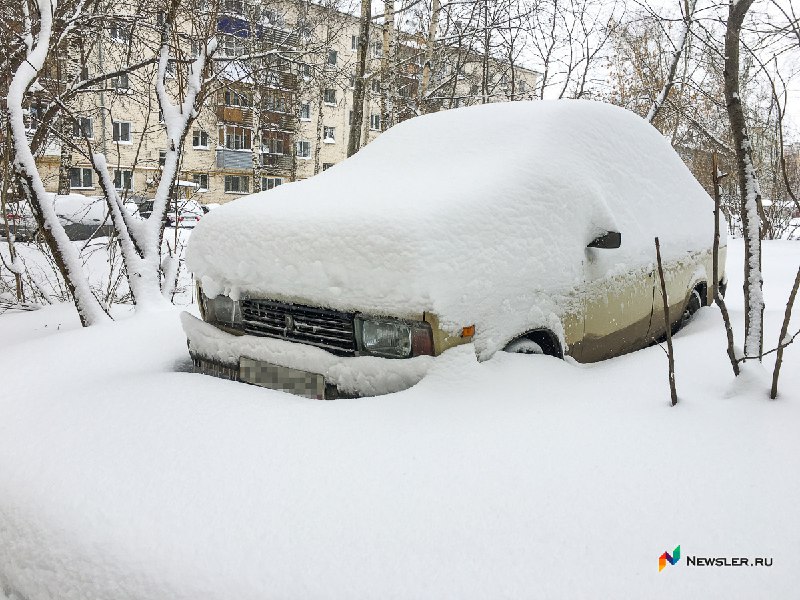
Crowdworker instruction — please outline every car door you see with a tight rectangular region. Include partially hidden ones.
[577,246,656,363]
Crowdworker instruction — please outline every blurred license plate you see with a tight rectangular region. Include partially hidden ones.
[239,358,325,399]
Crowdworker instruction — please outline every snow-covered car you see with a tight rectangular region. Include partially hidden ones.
[132,198,204,228]
[173,198,204,228]
[182,100,725,399]
[2,194,114,241]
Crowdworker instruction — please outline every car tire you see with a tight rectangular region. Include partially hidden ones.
[678,289,702,331]
[504,338,544,354]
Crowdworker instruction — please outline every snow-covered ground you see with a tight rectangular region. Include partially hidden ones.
[0,239,798,599]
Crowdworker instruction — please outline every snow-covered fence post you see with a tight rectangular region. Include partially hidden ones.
[712,152,740,376]
[770,267,800,399]
[723,0,765,361]
[655,237,678,406]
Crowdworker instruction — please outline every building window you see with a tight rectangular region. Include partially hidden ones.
[165,59,176,77]
[193,173,209,191]
[69,167,93,189]
[156,10,165,26]
[371,79,381,93]
[224,90,251,107]
[262,8,283,26]
[349,74,355,88]
[112,121,132,142]
[264,91,288,113]
[518,79,526,94]
[322,162,334,171]
[351,34,357,51]
[372,41,383,58]
[296,140,311,158]
[110,23,130,42]
[369,113,381,131]
[224,175,250,193]
[299,103,311,120]
[219,34,245,58]
[222,0,245,13]
[113,73,129,92]
[323,88,336,105]
[262,135,284,156]
[114,169,133,191]
[327,50,337,66]
[192,129,209,148]
[302,63,311,78]
[323,126,335,142]
[222,125,251,150]
[72,117,93,139]
[158,150,166,167]
[261,177,283,190]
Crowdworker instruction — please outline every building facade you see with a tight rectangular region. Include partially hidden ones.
[32,1,539,206]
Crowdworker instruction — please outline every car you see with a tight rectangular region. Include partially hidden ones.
[181,100,725,399]
[1,202,37,242]
[173,198,204,228]
[2,194,115,242]
[131,198,204,228]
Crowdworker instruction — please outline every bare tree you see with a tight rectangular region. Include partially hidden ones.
[348,0,371,157]
[724,0,765,360]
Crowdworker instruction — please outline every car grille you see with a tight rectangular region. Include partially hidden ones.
[240,299,357,356]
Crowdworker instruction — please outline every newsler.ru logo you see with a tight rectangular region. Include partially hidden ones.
[659,545,773,571]
[686,555,773,567]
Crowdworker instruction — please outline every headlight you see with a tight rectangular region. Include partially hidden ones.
[356,316,433,358]
[202,293,242,327]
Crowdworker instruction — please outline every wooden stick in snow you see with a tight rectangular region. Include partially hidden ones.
[770,266,800,400]
[655,237,678,406]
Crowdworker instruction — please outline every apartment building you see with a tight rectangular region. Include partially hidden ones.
[33,1,539,205]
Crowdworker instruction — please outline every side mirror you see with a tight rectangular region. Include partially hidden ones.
[587,231,621,249]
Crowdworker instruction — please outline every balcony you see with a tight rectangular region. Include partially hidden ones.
[217,105,253,124]
[216,148,254,170]
[261,153,293,172]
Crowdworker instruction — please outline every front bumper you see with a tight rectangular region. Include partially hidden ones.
[181,312,435,399]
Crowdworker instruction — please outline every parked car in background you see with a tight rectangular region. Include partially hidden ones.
[1,202,36,242]
[182,100,724,399]
[133,198,204,228]
[2,194,115,242]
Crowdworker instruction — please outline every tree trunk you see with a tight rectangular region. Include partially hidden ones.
[347,0,371,157]
[724,0,764,360]
[380,0,396,132]
[419,0,441,113]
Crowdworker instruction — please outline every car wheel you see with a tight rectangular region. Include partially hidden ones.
[504,338,544,354]
[678,289,702,330]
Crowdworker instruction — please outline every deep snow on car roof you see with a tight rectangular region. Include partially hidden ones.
[187,100,717,348]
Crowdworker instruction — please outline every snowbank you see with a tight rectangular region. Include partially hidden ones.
[0,240,797,600]
[188,101,717,354]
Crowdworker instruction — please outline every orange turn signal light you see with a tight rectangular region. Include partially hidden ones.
[461,325,475,338]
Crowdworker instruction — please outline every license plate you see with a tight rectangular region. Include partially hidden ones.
[239,358,326,399]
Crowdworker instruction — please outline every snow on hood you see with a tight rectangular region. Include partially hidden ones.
[53,193,108,226]
[187,100,716,339]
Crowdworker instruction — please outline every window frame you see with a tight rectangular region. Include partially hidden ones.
[69,167,94,190]
[112,121,132,143]
[224,174,251,194]
[113,169,134,191]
